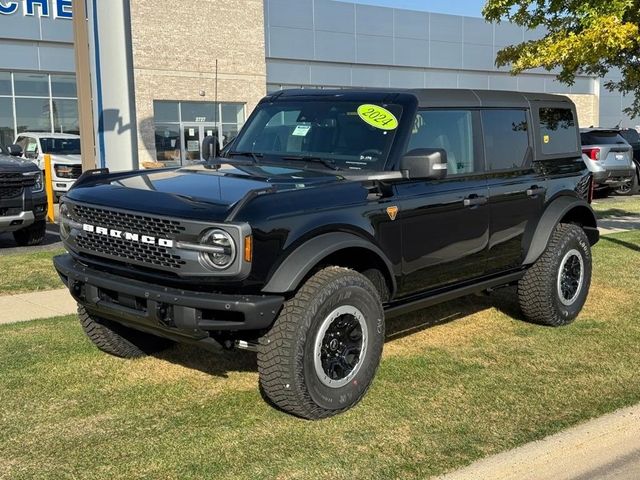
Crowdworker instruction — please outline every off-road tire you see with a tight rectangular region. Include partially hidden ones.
[258,267,385,419]
[78,305,173,358]
[12,220,46,246]
[518,223,592,326]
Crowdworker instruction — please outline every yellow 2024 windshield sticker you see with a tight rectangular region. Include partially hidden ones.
[357,104,398,131]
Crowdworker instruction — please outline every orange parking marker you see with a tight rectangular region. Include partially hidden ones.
[44,154,55,223]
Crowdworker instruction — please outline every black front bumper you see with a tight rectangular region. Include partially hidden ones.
[54,254,284,341]
[0,191,47,232]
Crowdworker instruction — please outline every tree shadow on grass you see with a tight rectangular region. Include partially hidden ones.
[599,235,640,253]
[595,208,638,219]
[153,287,525,377]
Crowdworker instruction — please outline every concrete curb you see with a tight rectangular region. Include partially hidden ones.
[0,288,76,325]
[436,404,640,480]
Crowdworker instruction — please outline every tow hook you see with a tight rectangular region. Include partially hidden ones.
[222,339,259,352]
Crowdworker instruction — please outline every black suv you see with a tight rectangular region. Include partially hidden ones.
[0,145,47,246]
[54,89,598,419]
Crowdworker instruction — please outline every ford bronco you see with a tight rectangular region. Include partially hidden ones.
[54,89,599,419]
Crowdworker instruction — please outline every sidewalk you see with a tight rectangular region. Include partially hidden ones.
[0,288,76,325]
[598,216,640,235]
[437,404,640,480]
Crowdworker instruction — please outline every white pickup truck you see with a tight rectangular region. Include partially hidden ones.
[13,132,83,200]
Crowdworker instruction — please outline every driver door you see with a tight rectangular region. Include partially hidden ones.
[394,109,489,297]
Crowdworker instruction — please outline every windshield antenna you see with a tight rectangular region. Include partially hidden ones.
[213,58,220,157]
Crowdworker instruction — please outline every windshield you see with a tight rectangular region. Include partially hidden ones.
[40,138,81,155]
[231,101,402,171]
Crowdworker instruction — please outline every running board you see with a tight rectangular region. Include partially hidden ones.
[384,271,525,319]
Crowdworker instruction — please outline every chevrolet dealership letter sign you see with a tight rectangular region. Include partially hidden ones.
[0,0,72,18]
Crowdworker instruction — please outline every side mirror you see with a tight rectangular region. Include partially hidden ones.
[7,144,22,157]
[400,148,448,180]
[201,135,219,161]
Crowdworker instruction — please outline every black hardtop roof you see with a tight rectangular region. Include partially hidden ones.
[269,88,572,109]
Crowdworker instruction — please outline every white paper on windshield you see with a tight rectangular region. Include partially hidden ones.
[292,125,311,137]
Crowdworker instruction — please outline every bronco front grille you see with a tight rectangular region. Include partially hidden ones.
[76,234,186,269]
[72,204,185,237]
[70,204,187,270]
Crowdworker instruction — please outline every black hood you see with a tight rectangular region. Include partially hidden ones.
[66,163,346,221]
[0,154,40,173]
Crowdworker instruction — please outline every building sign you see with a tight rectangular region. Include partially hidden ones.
[0,0,72,19]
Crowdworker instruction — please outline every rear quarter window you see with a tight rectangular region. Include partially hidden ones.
[539,108,578,155]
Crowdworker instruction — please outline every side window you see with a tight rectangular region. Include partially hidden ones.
[25,138,38,156]
[408,110,475,175]
[481,109,530,171]
[539,108,578,155]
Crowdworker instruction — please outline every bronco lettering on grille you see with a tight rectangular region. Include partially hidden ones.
[82,223,174,248]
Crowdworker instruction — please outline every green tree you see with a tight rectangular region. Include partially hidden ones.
[483,0,640,118]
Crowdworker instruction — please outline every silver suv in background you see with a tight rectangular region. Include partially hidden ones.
[580,128,635,195]
[617,128,640,195]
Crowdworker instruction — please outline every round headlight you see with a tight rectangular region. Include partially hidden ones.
[199,229,236,270]
[59,203,71,240]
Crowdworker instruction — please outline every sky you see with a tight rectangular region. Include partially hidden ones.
[347,0,488,17]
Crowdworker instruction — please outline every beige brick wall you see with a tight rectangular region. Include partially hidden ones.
[563,94,600,129]
[129,0,266,165]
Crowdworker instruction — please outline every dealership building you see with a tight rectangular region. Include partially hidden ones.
[0,0,635,170]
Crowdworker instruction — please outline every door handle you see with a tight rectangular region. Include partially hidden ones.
[463,195,487,207]
[527,186,547,197]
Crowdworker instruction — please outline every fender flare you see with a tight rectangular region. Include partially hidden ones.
[523,196,598,265]
[261,232,396,295]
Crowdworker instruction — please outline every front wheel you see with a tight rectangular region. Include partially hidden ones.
[258,267,385,419]
[518,223,592,326]
[79,305,174,358]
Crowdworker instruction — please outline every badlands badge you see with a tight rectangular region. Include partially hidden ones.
[386,206,398,221]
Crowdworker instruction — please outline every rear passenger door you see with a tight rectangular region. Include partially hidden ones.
[482,109,546,274]
[395,109,489,297]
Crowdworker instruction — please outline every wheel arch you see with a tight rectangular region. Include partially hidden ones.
[261,232,396,298]
[523,196,599,266]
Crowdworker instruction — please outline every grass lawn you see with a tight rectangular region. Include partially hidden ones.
[591,195,640,219]
[1,230,639,479]
[0,248,65,295]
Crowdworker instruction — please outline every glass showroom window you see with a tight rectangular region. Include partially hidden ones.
[0,71,79,140]
[152,100,246,164]
[0,72,13,147]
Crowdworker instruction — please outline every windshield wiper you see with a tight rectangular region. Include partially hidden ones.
[227,151,263,164]
[281,155,340,171]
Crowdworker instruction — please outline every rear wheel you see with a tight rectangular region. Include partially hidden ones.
[614,166,639,196]
[258,267,385,419]
[518,224,592,326]
[12,220,46,246]
[78,305,174,358]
